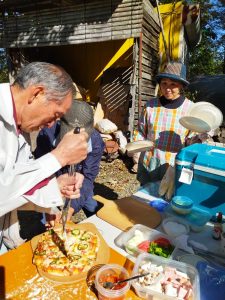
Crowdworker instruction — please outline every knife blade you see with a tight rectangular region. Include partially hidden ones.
[61,127,80,234]
[50,228,69,258]
[61,197,71,234]
[62,164,78,234]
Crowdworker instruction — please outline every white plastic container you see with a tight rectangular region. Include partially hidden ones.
[131,252,200,300]
[95,264,130,300]
[165,205,212,232]
[171,196,193,215]
[162,217,190,238]
[121,224,177,258]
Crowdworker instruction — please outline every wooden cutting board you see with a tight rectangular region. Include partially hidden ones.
[31,222,110,284]
[95,195,162,231]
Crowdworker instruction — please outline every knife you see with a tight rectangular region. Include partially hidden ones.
[61,127,80,234]
[50,228,69,258]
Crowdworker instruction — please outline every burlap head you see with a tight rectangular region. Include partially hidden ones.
[60,100,94,140]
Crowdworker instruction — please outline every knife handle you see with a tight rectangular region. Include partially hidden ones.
[67,127,80,176]
[73,127,80,134]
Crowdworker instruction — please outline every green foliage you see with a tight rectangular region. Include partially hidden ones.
[159,0,225,77]
[188,0,224,77]
[185,89,199,103]
[0,49,9,83]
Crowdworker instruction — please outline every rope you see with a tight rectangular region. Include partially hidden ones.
[155,0,170,63]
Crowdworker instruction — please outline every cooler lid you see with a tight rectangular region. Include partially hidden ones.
[176,144,225,173]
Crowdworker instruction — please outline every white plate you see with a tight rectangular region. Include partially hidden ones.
[126,140,154,154]
[188,101,215,109]
[179,116,211,133]
[179,102,223,132]
[189,104,223,128]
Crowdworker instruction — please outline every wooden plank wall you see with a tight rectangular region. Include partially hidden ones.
[0,0,144,47]
[1,0,160,134]
[132,0,160,130]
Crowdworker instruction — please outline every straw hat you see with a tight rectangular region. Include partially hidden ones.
[156,61,189,86]
[60,100,94,140]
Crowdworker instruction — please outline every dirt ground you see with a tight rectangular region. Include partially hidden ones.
[72,155,141,222]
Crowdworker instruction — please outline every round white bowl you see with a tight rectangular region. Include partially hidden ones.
[162,217,190,238]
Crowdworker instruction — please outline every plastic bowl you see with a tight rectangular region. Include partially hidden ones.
[171,196,193,215]
[95,264,130,299]
[162,217,190,238]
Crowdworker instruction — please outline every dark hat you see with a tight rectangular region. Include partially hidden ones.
[60,100,94,140]
[156,61,189,86]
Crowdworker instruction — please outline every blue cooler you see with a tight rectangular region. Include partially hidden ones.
[175,144,225,216]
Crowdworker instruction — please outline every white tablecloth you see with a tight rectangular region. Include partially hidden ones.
[83,183,225,265]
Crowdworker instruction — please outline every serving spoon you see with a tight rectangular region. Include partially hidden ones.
[103,273,149,290]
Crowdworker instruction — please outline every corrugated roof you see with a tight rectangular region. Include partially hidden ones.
[0,0,76,12]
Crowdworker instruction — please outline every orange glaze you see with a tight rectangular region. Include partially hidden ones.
[99,274,127,290]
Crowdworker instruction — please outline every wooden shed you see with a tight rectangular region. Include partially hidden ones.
[0,0,161,133]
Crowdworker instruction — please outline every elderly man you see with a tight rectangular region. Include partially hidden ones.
[34,100,105,220]
[0,61,88,252]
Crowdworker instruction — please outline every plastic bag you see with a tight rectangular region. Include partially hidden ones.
[158,166,175,201]
[95,119,118,134]
[113,130,127,154]
[196,261,225,300]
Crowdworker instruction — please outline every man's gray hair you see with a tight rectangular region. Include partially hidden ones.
[13,61,74,101]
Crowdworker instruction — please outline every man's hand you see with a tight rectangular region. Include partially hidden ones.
[73,172,84,195]
[51,129,88,167]
[45,211,61,229]
[57,172,84,199]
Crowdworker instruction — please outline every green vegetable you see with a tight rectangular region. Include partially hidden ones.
[80,232,91,240]
[71,255,82,261]
[78,242,89,250]
[50,258,60,265]
[148,242,174,258]
[72,229,80,236]
[34,249,46,256]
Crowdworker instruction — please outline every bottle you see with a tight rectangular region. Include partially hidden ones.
[212,212,223,240]
[221,223,225,254]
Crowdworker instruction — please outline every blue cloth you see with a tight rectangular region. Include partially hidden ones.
[149,199,169,212]
[34,122,105,214]
[196,261,225,300]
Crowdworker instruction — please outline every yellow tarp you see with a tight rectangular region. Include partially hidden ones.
[158,1,183,70]
[94,38,134,81]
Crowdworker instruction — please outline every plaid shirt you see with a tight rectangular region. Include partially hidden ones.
[133,97,193,172]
